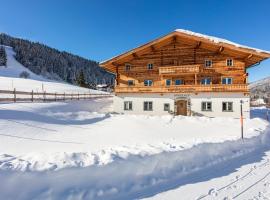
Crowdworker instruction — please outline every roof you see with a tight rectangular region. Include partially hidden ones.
[100,29,270,73]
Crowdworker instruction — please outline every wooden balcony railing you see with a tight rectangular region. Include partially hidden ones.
[159,64,200,75]
[115,84,248,93]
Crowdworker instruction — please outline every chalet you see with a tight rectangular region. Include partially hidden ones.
[100,29,270,118]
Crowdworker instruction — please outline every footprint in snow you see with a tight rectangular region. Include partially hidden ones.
[208,188,218,196]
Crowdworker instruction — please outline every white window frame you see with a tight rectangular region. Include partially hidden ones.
[205,60,212,67]
[164,103,170,111]
[201,101,212,111]
[125,64,131,71]
[124,101,133,111]
[147,63,154,70]
[226,59,234,67]
[144,79,153,86]
[222,77,233,84]
[144,101,153,111]
[222,102,233,112]
[201,77,211,85]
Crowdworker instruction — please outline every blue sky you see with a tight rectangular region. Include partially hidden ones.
[0,0,269,82]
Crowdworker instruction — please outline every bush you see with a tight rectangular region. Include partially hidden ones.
[19,71,30,79]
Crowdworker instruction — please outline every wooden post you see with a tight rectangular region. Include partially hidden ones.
[195,74,197,85]
[55,92,57,101]
[71,93,73,100]
[31,90,34,102]
[63,92,65,101]
[240,100,244,140]
[13,88,16,102]
[78,93,79,100]
[43,91,46,102]
[84,93,86,100]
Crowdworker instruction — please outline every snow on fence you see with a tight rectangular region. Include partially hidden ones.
[0,89,112,102]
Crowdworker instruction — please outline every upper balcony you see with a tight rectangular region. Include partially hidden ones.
[159,64,200,75]
[114,84,248,93]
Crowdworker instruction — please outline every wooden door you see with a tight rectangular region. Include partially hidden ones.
[176,100,187,116]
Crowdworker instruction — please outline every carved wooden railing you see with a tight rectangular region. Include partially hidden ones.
[159,64,200,75]
[115,84,248,93]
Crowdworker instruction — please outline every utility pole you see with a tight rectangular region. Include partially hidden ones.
[240,100,244,140]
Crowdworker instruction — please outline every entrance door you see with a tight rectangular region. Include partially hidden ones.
[176,100,187,116]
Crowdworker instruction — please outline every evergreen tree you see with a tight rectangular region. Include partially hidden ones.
[77,70,87,87]
[0,46,7,66]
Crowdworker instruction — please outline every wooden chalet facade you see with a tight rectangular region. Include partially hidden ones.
[100,29,270,117]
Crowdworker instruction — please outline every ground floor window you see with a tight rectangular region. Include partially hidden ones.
[124,101,132,111]
[201,101,212,111]
[144,101,153,111]
[164,103,170,111]
[222,102,233,112]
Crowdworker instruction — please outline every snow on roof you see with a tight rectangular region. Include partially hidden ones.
[175,29,270,54]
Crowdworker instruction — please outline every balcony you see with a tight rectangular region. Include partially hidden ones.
[114,84,248,93]
[159,64,200,75]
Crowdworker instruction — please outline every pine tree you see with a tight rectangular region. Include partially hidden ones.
[0,46,7,66]
[77,70,87,87]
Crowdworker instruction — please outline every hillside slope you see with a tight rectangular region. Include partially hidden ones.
[0,46,103,93]
[249,76,270,101]
[0,33,114,85]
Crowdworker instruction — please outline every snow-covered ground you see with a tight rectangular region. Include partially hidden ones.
[0,97,270,199]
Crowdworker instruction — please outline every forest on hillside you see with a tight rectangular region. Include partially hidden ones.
[0,33,114,87]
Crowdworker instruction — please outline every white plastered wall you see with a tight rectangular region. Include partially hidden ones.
[113,93,250,118]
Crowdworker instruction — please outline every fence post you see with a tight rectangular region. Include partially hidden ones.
[43,91,46,102]
[84,93,86,100]
[55,92,57,101]
[31,90,34,102]
[63,92,65,101]
[78,93,79,100]
[13,88,16,102]
[71,93,73,100]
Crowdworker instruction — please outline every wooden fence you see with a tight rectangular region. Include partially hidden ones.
[0,89,112,102]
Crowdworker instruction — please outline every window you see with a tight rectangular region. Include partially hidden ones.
[127,80,134,86]
[175,79,184,85]
[147,63,153,70]
[222,77,233,84]
[201,78,211,85]
[222,102,233,112]
[144,101,153,111]
[125,64,131,71]
[205,60,212,67]
[166,79,171,86]
[144,79,153,86]
[124,101,132,111]
[201,102,212,111]
[227,59,233,67]
[164,103,170,111]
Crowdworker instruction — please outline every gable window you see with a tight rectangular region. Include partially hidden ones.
[222,102,233,112]
[222,77,233,84]
[166,79,171,86]
[124,101,133,111]
[201,78,211,85]
[125,64,131,71]
[144,101,153,111]
[205,60,212,67]
[201,102,212,111]
[175,79,184,85]
[147,63,153,70]
[144,79,153,86]
[164,103,170,111]
[227,59,233,67]
[127,80,135,86]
